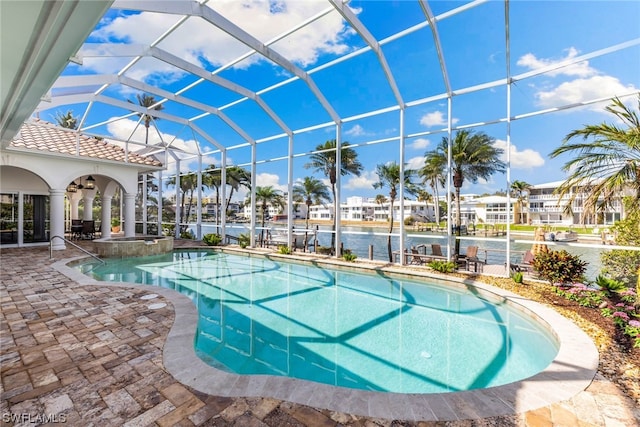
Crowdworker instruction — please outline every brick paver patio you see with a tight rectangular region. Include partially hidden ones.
[1,244,639,426]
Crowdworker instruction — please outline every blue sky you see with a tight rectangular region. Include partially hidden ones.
[40,0,640,202]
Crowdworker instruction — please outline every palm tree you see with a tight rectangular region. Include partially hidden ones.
[374,194,387,221]
[511,180,532,224]
[293,177,331,246]
[373,162,418,262]
[249,186,285,243]
[416,189,433,222]
[129,93,164,144]
[549,95,640,216]
[167,172,201,233]
[420,153,446,224]
[54,110,77,129]
[426,130,506,255]
[224,166,251,214]
[304,139,363,248]
[203,166,222,223]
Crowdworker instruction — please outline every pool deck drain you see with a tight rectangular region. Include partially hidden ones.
[1,243,638,426]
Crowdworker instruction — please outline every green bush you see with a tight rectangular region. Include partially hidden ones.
[428,260,456,273]
[238,233,250,248]
[531,250,587,285]
[595,275,627,295]
[277,245,292,255]
[342,252,357,262]
[600,197,640,287]
[511,271,524,284]
[202,233,222,246]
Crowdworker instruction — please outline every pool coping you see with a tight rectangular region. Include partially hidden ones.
[53,250,599,422]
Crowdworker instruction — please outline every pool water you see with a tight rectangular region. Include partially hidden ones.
[79,250,559,394]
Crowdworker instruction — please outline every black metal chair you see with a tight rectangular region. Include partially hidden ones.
[71,220,83,240]
[81,220,96,240]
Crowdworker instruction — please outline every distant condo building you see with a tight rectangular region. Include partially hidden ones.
[237,180,626,227]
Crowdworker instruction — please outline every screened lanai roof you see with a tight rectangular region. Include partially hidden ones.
[2,0,639,193]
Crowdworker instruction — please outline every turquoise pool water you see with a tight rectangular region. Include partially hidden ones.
[78,250,559,394]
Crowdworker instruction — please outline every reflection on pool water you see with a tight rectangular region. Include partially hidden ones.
[78,250,559,394]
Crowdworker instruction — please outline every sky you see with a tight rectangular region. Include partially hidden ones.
[39,0,640,203]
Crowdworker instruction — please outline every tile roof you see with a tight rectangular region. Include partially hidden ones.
[10,120,163,167]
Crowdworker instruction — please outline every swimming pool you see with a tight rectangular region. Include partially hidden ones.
[77,249,559,394]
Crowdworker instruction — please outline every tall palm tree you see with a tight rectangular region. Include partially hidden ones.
[248,186,285,243]
[304,139,363,248]
[511,180,532,224]
[373,162,418,262]
[293,177,331,246]
[167,172,201,233]
[416,189,433,222]
[420,153,446,224]
[224,166,251,215]
[54,110,78,129]
[549,95,640,216]
[129,93,164,144]
[203,166,222,224]
[426,130,506,255]
[374,194,387,221]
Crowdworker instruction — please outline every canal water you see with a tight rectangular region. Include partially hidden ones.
[196,223,608,279]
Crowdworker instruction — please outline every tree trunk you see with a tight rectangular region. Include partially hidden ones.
[387,199,394,262]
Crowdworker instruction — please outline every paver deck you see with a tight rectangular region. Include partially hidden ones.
[1,243,639,426]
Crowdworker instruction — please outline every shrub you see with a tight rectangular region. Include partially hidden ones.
[600,197,640,286]
[595,275,627,295]
[238,233,250,248]
[277,245,291,255]
[180,230,195,239]
[342,252,357,262]
[531,250,587,285]
[511,271,524,284]
[316,246,332,255]
[428,260,456,273]
[202,233,222,246]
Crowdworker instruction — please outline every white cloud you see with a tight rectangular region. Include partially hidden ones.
[343,170,378,190]
[88,1,355,82]
[410,138,430,150]
[419,111,458,127]
[345,124,370,137]
[516,47,595,78]
[534,75,636,108]
[493,139,545,169]
[255,173,289,193]
[406,156,425,171]
[516,48,638,110]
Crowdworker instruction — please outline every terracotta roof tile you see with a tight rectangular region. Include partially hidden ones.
[10,120,163,167]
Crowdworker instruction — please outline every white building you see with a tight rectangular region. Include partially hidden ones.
[528,180,623,225]
[450,195,514,225]
[309,196,435,223]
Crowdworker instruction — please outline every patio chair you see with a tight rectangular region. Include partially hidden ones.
[409,247,424,265]
[81,220,96,240]
[70,219,83,240]
[464,245,485,273]
[431,244,443,257]
[511,250,535,273]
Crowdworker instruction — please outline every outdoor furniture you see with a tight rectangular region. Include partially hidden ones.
[464,245,485,273]
[81,220,97,240]
[70,220,83,240]
[511,250,535,273]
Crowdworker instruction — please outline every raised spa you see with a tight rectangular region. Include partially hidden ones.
[77,250,559,394]
[92,235,174,258]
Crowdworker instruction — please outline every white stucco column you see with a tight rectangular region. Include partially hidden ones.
[82,192,96,220]
[50,189,66,250]
[124,192,136,237]
[101,195,112,239]
[69,192,82,219]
